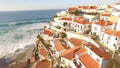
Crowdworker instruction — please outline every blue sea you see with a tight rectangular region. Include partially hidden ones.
[0,9,65,58]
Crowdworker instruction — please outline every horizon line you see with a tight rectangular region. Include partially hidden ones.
[0,8,67,12]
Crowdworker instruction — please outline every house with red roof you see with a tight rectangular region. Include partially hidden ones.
[68,7,79,13]
[79,6,90,12]
[100,14,111,21]
[56,17,73,27]
[54,17,73,31]
[50,39,81,68]
[67,38,83,48]
[83,12,100,22]
[71,17,91,34]
[76,43,111,68]
[91,20,113,36]
[89,6,97,12]
[79,6,97,12]
[100,30,120,51]
[43,29,54,36]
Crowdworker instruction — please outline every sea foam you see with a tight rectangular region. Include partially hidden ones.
[0,22,48,58]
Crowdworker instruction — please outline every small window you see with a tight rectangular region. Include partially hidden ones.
[96,58,100,62]
[113,44,116,47]
[90,52,92,55]
[115,38,117,40]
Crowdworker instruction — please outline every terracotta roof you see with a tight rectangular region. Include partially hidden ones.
[103,30,117,36]
[103,30,120,37]
[54,40,69,51]
[61,46,81,60]
[59,17,72,21]
[94,20,112,26]
[61,50,75,60]
[69,38,83,47]
[68,7,78,12]
[79,54,99,68]
[81,6,89,9]
[43,29,53,36]
[86,43,111,60]
[55,44,66,51]
[113,31,120,37]
[35,60,51,68]
[77,48,87,55]
[74,19,91,24]
[101,14,111,17]
[90,6,97,9]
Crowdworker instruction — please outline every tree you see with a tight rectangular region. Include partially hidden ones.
[106,59,119,68]
[69,10,80,16]
[60,32,67,38]
[63,22,68,27]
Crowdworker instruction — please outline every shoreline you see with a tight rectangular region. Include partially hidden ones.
[0,44,36,68]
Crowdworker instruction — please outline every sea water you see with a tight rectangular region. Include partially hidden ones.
[0,9,64,58]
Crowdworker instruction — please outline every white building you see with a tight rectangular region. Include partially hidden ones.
[91,20,113,36]
[76,43,111,68]
[56,11,67,17]
[54,17,73,27]
[100,14,111,21]
[100,30,120,51]
[71,17,91,34]
[116,18,120,31]
[84,13,100,22]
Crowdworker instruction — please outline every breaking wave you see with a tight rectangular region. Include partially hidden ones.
[0,22,48,58]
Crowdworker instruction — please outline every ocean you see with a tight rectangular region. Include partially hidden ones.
[0,9,65,58]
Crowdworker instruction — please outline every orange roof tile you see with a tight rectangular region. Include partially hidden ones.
[81,6,89,9]
[103,30,117,35]
[79,54,99,68]
[90,6,97,9]
[61,46,81,60]
[77,48,87,55]
[54,40,69,51]
[74,19,91,24]
[94,20,112,26]
[69,38,83,47]
[59,17,72,21]
[86,44,111,60]
[55,44,66,51]
[102,14,111,17]
[35,60,51,68]
[43,29,53,36]
[113,31,120,37]
[61,50,75,60]
[68,7,78,12]
[103,30,120,37]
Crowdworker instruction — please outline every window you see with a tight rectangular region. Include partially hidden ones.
[96,58,100,62]
[90,52,92,55]
[113,44,116,48]
[115,38,118,40]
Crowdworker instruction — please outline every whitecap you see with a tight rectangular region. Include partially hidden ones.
[0,22,48,58]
